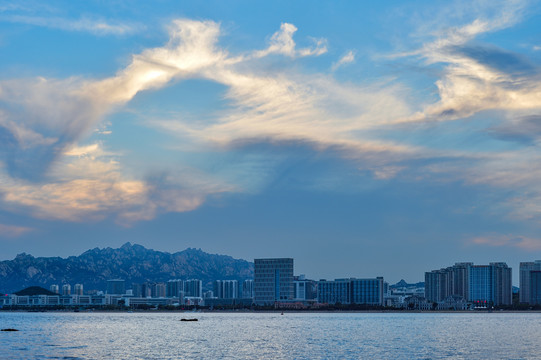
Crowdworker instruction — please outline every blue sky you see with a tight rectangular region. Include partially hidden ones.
[1,0,541,284]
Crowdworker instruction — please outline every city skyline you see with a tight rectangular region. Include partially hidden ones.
[2,1,541,285]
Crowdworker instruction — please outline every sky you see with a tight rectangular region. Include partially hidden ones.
[1,0,541,285]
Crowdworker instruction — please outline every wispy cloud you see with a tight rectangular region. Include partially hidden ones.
[253,23,327,58]
[332,50,355,71]
[0,14,141,35]
[470,233,541,251]
[0,223,33,238]
[2,12,541,227]
[401,0,540,122]
[0,142,231,224]
[0,19,415,222]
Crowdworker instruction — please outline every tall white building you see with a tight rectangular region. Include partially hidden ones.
[242,280,254,299]
[74,284,83,296]
[213,280,239,299]
[50,284,59,294]
[62,284,71,296]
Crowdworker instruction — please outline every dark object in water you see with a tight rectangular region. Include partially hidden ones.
[180,318,198,322]
[1,328,19,331]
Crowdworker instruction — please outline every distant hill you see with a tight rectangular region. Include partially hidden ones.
[14,286,56,296]
[390,279,425,288]
[0,243,254,294]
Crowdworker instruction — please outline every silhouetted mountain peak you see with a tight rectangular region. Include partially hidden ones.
[0,244,254,294]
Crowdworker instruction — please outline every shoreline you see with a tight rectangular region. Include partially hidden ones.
[2,309,541,314]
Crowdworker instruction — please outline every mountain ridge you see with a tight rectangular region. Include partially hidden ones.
[0,242,254,294]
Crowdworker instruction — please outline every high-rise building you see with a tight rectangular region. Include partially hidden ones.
[166,279,185,298]
[426,262,511,306]
[425,263,472,303]
[242,280,254,299]
[185,279,202,298]
[213,280,239,299]
[62,284,71,296]
[530,271,541,305]
[50,284,59,294]
[469,263,512,306]
[107,279,125,295]
[74,284,83,296]
[151,283,166,298]
[213,280,223,299]
[254,258,294,305]
[519,261,541,303]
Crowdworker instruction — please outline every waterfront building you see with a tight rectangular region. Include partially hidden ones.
[530,271,541,305]
[242,280,254,299]
[318,278,384,305]
[318,279,351,304]
[107,279,126,295]
[519,261,541,303]
[254,258,294,305]
[62,284,71,296]
[213,280,223,299]
[351,278,384,305]
[74,284,83,296]
[185,279,202,298]
[294,275,317,301]
[213,280,238,299]
[151,283,166,298]
[132,283,146,298]
[426,262,511,306]
[124,297,175,307]
[166,279,185,298]
[425,263,472,303]
[469,263,511,306]
[49,284,59,294]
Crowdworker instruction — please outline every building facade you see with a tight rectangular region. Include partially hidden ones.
[185,279,202,298]
[107,279,126,295]
[530,271,541,305]
[519,261,541,304]
[426,262,511,306]
[318,278,384,305]
[254,258,294,305]
[242,280,254,299]
[62,284,71,296]
[213,280,239,299]
[425,263,471,303]
[74,284,83,296]
[166,279,185,298]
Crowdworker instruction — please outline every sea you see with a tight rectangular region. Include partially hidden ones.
[1,311,540,359]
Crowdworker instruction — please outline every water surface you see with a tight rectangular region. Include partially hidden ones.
[1,312,539,359]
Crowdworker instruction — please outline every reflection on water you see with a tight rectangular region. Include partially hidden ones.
[1,312,540,359]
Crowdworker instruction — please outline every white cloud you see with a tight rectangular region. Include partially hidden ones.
[4,15,541,227]
[400,0,540,123]
[253,23,327,58]
[332,50,355,71]
[0,14,141,35]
